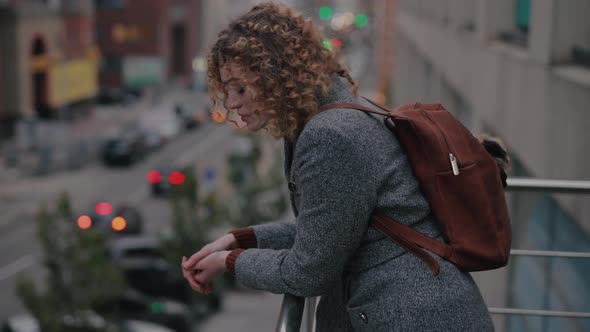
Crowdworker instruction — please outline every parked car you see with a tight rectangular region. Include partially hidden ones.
[110,236,162,261]
[101,289,194,332]
[142,127,167,152]
[116,256,194,309]
[109,236,196,308]
[1,312,175,332]
[109,236,219,317]
[174,104,195,130]
[76,202,143,236]
[146,167,188,196]
[101,129,147,166]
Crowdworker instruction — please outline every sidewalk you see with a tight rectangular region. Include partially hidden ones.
[200,289,283,332]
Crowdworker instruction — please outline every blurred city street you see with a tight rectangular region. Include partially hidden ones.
[1,0,589,332]
[0,90,287,330]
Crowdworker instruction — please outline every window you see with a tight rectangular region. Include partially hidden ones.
[571,45,590,68]
[495,0,530,48]
[100,56,122,71]
[95,0,126,10]
[550,1,590,67]
[514,0,531,33]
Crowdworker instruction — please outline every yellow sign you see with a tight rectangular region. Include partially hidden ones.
[49,58,98,107]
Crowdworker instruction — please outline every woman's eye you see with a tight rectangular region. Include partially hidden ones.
[238,87,245,95]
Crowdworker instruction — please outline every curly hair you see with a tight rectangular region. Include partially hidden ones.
[207,2,357,141]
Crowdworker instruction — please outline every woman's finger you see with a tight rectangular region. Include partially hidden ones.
[184,246,211,269]
[181,256,189,278]
[193,270,208,285]
[187,273,208,293]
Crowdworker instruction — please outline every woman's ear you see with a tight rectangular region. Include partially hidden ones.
[477,134,510,188]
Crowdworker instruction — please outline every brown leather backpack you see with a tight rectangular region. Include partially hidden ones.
[321,98,512,276]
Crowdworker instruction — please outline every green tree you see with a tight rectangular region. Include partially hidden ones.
[226,134,288,228]
[159,167,226,312]
[16,192,125,332]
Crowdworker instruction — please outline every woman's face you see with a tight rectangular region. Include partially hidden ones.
[220,62,268,131]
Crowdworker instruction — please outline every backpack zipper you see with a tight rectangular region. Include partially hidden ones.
[450,153,459,175]
[421,110,460,176]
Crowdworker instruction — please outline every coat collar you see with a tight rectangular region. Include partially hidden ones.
[318,74,357,110]
[284,74,356,178]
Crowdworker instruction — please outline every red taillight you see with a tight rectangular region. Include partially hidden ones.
[112,216,127,231]
[147,170,162,184]
[77,215,92,229]
[95,202,113,215]
[169,171,185,185]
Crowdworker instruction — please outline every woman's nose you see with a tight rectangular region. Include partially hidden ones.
[226,95,242,110]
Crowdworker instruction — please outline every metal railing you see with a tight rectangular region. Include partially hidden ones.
[274,177,590,331]
[506,177,590,194]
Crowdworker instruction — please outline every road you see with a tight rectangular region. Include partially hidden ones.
[0,121,242,320]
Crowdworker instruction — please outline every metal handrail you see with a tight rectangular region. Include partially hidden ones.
[274,294,305,332]
[506,177,590,194]
[496,177,590,321]
[274,177,590,331]
[488,308,590,318]
[510,249,590,258]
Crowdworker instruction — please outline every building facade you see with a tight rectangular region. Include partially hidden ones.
[392,1,590,331]
[95,0,200,92]
[0,0,98,124]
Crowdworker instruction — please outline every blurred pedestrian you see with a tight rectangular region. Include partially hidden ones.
[182,2,496,331]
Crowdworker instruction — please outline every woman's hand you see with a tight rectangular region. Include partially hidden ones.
[181,256,211,294]
[182,251,230,294]
[185,233,237,269]
[182,234,236,294]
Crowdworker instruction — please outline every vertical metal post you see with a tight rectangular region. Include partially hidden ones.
[274,294,305,332]
[303,297,317,332]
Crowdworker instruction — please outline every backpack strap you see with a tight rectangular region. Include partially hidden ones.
[319,100,398,129]
[321,98,454,276]
[320,102,391,117]
[372,213,455,276]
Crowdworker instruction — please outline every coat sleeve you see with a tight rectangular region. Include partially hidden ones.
[251,220,297,249]
[232,124,378,297]
[230,221,297,250]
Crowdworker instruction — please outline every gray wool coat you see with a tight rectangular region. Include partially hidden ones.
[233,77,495,331]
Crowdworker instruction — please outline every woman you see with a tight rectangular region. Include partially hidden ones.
[182,2,495,331]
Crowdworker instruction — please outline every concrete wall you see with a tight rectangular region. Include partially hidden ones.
[393,0,590,223]
[393,1,590,329]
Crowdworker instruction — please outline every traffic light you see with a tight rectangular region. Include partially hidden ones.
[322,38,342,52]
[319,6,333,20]
[331,38,342,49]
[354,14,368,28]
